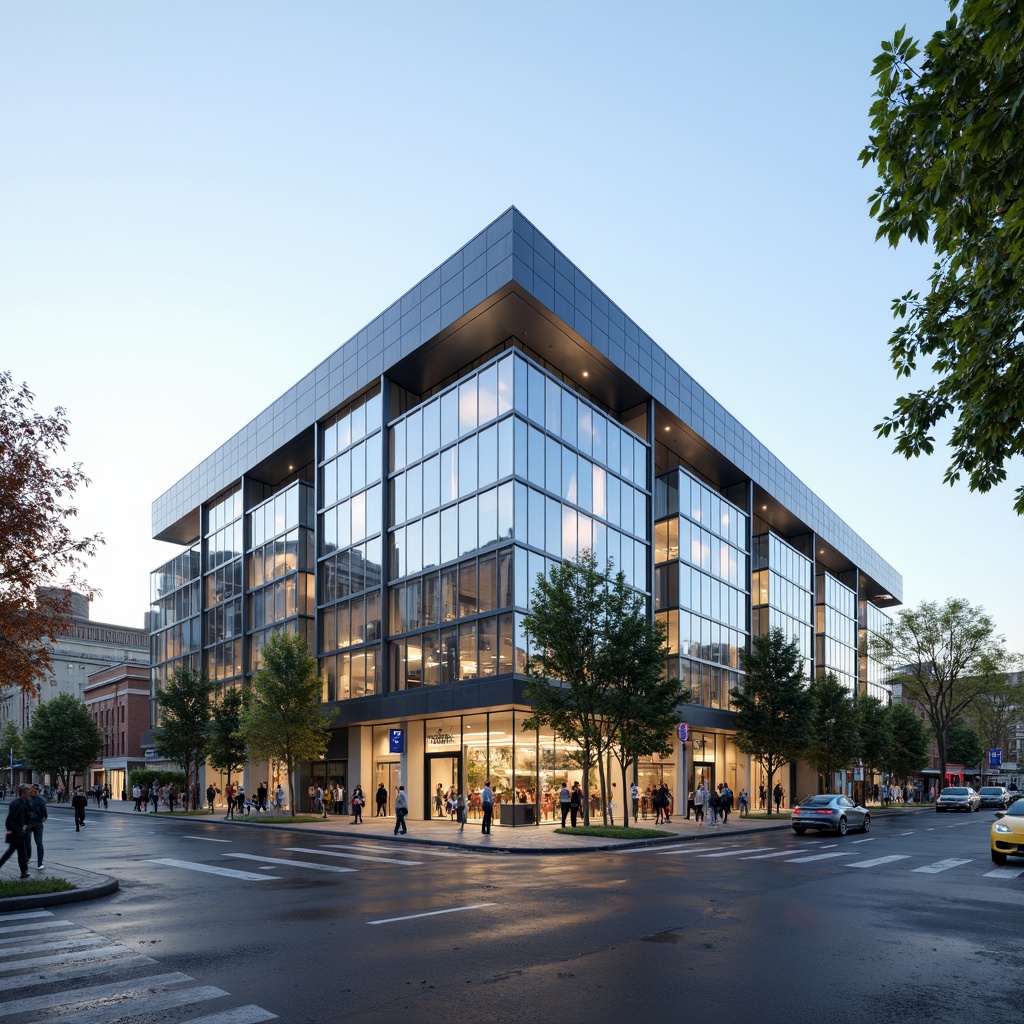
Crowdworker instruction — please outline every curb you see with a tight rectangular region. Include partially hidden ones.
[0,866,118,913]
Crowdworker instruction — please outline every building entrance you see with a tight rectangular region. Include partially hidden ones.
[375,760,400,816]
[425,752,461,819]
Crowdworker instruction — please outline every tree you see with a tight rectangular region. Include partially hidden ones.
[730,627,812,813]
[0,720,23,768]
[806,673,861,794]
[947,717,984,771]
[208,684,246,786]
[872,598,1007,790]
[882,702,931,786]
[597,576,687,827]
[238,632,334,817]
[21,692,102,791]
[522,552,609,826]
[0,372,103,694]
[857,695,894,800]
[861,3,1024,514]
[969,667,1022,766]
[152,666,214,809]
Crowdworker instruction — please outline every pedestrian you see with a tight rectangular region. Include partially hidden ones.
[660,783,673,823]
[773,783,784,814]
[456,791,467,832]
[1,784,32,878]
[314,784,324,817]
[693,781,706,825]
[167,784,177,814]
[225,783,236,819]
[481,780,494,834]
[150,785,159,814]
[375,782,387,817]
[569,781,582,828]
[27,784,47,870]
[759,784,766,810]
[236,784,246,815]
[257,781,268,812]
[558,781,571,827]
[102,784,110,808]
[132,783,143,812]
[720,782,733,824]
[334,781,345,815]
[686,788,694,820]
[630,781,640,821]
[394,785,408,834]
[351,784,365,823]
[708,785,720,826]
[206,784,217,813]
[71,788,88,832]
[738,788,749,817]
[434,783,444,818]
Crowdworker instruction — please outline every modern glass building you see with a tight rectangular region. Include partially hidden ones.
[150,208,900,820]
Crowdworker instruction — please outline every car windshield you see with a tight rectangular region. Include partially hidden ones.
[942,788,969,796]
[798,796,834,806]
[980,788,1003,795]
[1005,799,1024,816]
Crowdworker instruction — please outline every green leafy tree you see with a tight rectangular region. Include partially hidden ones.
[238,632,334,817]
[857,695,894,801]
[152,666,214,809]
[208,685,246,786]
[872,598,1006,790]
[947,717,984,772]
[968,666,1022,767]
[730,627,812,813]
[861,3,1024,514]
[0,720,23,768]
[21,692,101,791]
[806,673,861,794]
[522,552,609,826]
[882,702,931,786]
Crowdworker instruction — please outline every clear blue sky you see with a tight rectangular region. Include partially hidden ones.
[4,3,1019,654]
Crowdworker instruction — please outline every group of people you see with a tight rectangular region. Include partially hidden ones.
[757,783,786,813]
[689,780,735,825]
[2,783,94,879]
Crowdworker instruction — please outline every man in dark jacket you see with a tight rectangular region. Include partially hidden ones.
[1,784,32,877]
[27,784,48,869]
[71,788,89,832]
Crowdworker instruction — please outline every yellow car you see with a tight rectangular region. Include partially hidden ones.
[990,797,1024,864]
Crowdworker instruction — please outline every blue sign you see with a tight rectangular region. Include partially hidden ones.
[389,729,404,754]
[677,722,689,743]
[989,748,1002,768]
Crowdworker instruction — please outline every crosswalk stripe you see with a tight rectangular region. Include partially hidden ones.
[0,944,134,975]
[148,859,277,881]
[655,845,728,856]
[739,850,797,860]
[0,955,158,993]
[225,854,355,874]
[179,1005,279,1023]
[0,911,51,923]
[0,971,192,1014]
[0,921,78,940]
[784,852,856,863]
[297,846,423,865]
[38,983,227,1024]
[983,865,1024,878]
[848,855,911,868]
[912,858,973,873]
[0,929,94,954]
[700,848,773,858]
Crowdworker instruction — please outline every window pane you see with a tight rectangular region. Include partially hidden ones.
[422,399,440,456]
[459,379,477,435]
[441,388,459,447]
[478,364,498,425]
[459,496,477,556]
[478,424,498,488]
[497,355,514,415]
[479,487,498,549]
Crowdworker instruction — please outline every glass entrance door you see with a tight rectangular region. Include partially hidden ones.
[375,761,401,817]
[425,753,461,819]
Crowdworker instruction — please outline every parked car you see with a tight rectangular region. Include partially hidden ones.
[791,794,870,836]
[935,786,981,812]
[990,797,1024,864]
[978,786,1012,809]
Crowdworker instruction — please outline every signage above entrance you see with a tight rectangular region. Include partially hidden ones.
[389,729,404,753]
[427,728,455,746]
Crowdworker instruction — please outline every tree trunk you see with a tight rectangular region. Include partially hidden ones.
[621,760,630,828]
[581,740,591,826]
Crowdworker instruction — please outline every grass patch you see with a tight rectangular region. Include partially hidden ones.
[0,876,75,898]
[553,825,673,839]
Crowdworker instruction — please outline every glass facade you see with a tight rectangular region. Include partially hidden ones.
[752,531,813,676]
[149,543,202,722]
[815,572,858,694]
[654,468,749,710]
[859,600,892,702]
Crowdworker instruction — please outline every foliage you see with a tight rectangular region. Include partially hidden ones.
[861,3,1024,514]
[238,632,334,819]
[882,702,931,783]
[805,673,861,790]
[0,372,102,694]
[21,692,102,789]
[730,627,812,804]
[0,721,23,765]
[152,666,213,795]
[208,684,246,783]
[0,876,75,898]
[872,598,1006,788]
[968,666,1022,759]
[128,768,186,790]
[857,694,894,784]
[552,825,671,839]
[947,717,984,768]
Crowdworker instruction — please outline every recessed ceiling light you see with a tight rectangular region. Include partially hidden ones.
[582,371,589,377]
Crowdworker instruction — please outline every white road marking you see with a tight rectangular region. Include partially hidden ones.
[0,971,192,1014]
[225,853,355,874]
[0,910,51,923]
[148,858,277,881]
[0,920,75,937]
[913,858,973,873]
[297,846,423,865]
[700,848,774,858]
[0,934,109,959]
[0,955,158,992]
[182,836,232,843]
[852,838,875,844]
[655,845,728,856]
[784,852,856,864]
[0,945,134,975]
[848,855,912,868]
[179,1005,279,1023]
[36,984,227,1023]
[739,850,796,860]
[0,926,90,948]
[983,865,1024,878]
[368,903,496,925]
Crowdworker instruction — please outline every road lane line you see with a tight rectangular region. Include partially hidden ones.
[0,971,192,1014]
[0,955,158,992]
[180,1005,279,1023]
[784,852,856,863]
[848,855,911,868]
[368,903,496,925]
[739,850,796,860]
[700,848,775,858]
[225,854,355,874]
[38,984,228,1024]
[852,838,875,844]
[913,858,973,873]
[148,858,277,881]
[296,846,423,865]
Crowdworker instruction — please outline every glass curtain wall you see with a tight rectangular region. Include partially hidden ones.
[815,572,858,694]
[204,488,244,685]
[859,601,893,701]
[387,350,649,693]
[752,532,813,677]
[654,468,749,709]
[149,544,202,722]
[318,389,384,700]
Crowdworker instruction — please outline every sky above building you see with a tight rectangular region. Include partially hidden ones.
[4,2,1020,654]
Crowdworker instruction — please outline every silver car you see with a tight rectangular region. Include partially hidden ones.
[791,794,870,836]
[978,786,1012,809]
[935,786,981,812]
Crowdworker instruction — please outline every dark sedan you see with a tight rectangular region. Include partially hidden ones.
[791,794,870,836]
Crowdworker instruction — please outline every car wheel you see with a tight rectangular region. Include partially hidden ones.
[862,814,870,833]
[992,850,1007,865]
[793,827,806,835]
[838,817,848,836]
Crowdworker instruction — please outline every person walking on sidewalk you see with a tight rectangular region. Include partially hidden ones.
[351,784,365,823]
[71,788,88,832]
[27,784,47,870]
[480,780,494,834]
[693,781,707,825]
[456,791,467,832]
[394,786,408,834]
[1,785,32,877]
[375,783,387,817]
[559,782,571,827]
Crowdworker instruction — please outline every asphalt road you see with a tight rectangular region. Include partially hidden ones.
[1,807,1020,1024]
